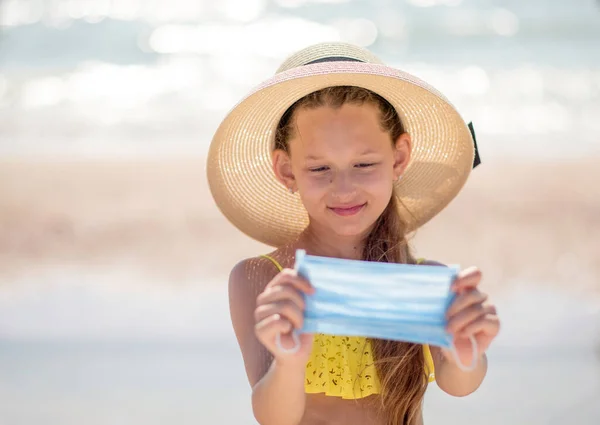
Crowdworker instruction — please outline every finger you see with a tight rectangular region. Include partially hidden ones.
[446,290,487,318]
[447,304,496,335]
[268,269,315,295]
[257,285,305,311]
[255,313,294,340]
[255,301,304,330]
[459,315,501,338]
[451,267,482,293]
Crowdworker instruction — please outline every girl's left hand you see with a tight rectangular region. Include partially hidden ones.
[443,267,500,366]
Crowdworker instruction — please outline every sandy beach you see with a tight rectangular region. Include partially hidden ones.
[0,157,598,293]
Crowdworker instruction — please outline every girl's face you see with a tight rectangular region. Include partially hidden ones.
[274,103,411,238]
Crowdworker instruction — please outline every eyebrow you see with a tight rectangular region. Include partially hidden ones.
[357,149,378,156]
[305,155,322,161]
[304,150,379,161]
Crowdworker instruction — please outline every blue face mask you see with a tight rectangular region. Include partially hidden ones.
[275,249,478,372]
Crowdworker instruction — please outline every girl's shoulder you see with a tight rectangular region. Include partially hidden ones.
[228,247,295,298]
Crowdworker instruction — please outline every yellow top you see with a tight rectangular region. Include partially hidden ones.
[261,254,436,399]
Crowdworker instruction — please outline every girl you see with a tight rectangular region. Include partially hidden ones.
[207,42,500,425]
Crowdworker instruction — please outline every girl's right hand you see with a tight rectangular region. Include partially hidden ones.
[254,268,315,364]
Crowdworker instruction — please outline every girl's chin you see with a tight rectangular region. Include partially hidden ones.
[327,220,375,238]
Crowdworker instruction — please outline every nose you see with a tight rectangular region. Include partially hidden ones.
[330,170,357,202]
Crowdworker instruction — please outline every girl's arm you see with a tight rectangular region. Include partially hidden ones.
[228,258,310,425]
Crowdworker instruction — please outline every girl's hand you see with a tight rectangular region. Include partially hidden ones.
[254,268,315,365]
[443,267,500,367]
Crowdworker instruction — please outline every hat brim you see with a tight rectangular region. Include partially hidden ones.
[207,62,474,247]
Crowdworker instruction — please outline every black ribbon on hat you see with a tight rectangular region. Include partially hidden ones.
[306,57,365,65]
[304,56,482,169]
[468,121,481,169]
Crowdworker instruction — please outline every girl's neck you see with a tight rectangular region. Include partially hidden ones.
[296,222,372,261]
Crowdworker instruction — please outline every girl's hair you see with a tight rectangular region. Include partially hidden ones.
[274,86,428,425]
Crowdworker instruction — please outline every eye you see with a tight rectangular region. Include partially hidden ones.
[355,163,376,168]
[309,166,329,173]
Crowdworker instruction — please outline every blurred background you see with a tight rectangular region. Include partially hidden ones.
[0,0,599,424]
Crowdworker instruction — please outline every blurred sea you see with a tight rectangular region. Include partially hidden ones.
[1,0,599,158]
[1,1,600,424]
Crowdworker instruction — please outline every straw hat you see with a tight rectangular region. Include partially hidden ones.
[206,42,478,248]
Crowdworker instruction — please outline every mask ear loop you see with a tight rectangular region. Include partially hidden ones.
[275,330,301,354]
[449,334,479,372]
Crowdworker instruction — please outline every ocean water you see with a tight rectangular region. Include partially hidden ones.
[0,0,599,158]
[0,268,599,424]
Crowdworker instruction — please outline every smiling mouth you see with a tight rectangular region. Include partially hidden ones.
[328,203,367,217]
